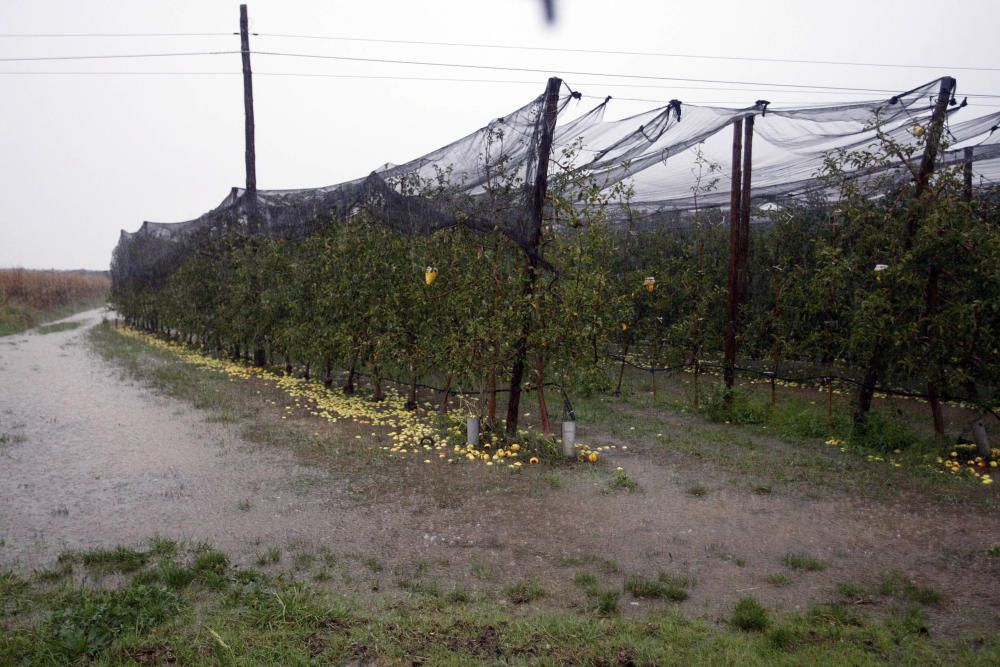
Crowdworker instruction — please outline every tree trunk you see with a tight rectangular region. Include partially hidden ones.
[372,365,384,402]
[323,357,333,388]
[853,364,879,428]
[344,352,358,394]
[615,338,630,395]
[438,371,453,414]
[405,372,418,411]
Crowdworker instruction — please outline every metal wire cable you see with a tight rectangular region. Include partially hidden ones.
[254,32,1000,73]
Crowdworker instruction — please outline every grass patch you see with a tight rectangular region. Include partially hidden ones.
[731,596,769,632]
[48,583,181,660]
[362,556,383,573]
[1,543,995,665]
[765,573,791,587]
[0,293,105,337]
[782,552,826,572]
[67,546,149,575]
[686,484,708,497]
[504,578,546,604]
[624,573,689,602]
[608,467,640,492]
[590,588,620,616]
[878,570,942,605]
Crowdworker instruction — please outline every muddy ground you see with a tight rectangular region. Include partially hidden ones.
[1,308,997,633]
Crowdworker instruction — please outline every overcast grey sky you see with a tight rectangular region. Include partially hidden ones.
[0,0,997,270]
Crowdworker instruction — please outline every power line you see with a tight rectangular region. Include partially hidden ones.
[0,50,238,62]
[0,69,998,105]
[0,47,925,94]
[255,32,1000,73]
[0,32,232,38]
[250,50,1000,98]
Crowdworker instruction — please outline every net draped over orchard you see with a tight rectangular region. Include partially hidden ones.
[110,76,1000,435]
[112,77,999,287]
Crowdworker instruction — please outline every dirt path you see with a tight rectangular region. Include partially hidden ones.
[0,309,417,569]
[1,310,997,632]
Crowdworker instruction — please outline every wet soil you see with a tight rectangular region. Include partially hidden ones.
[1,309,997,632]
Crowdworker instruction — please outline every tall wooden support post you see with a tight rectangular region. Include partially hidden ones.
[963,147,974,202]
[738,116,754,311]
[240,4,257,212]
[855,76,955,428]
[240,5,266,367]
[904,77,955,248]
[723,118,744,396]
[505,76,561,437]
[918,78,955,437]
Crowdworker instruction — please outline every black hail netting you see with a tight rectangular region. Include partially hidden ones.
[112,77,1000,289]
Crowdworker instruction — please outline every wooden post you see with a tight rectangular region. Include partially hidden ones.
[723,118,743,395]
[963,147,974,202]
[919,78,955,438]
[240,5,267,367]
[738,115,754,309]
[505,76,562,437]
[240,5,257,220]
[723,112,754,398]
[855,77,955,428]
[903,77,955,248]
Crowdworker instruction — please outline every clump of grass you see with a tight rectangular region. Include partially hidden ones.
[808,603,861,627]
[731,596,769,632]
[782,552,825,572]
[686,484,708,497]
[148,536,178,558]
[878,570,941,605]
[573,572,598,589]
[751,483,772,495]
[293,553,315,571]
[624,573,689,601]
[158,560,197,590]
[834,581,870,603]
[34,562,73,583]
[361,555,384,573]
[591,588,620,616]
[608,468,640,492]
[48,582,181,660]
[76,546,149,575]
[471,561,492,580]
[445,588,470,604]
[542,473,562,489]
[505,578,546,604]
[768,625,797,650]
[192,549,229,576]
[766,573,791,587]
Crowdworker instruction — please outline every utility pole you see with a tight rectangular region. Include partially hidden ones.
[240,4,257,220]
